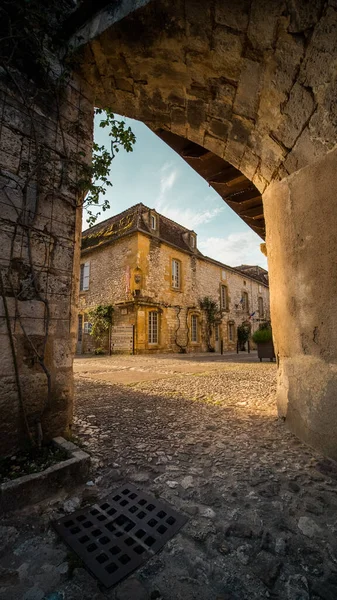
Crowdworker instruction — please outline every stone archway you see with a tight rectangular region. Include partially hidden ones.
[74,0,337,457]
[1,0,337,457]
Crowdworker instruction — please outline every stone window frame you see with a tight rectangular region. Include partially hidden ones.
[220,284,229,311]
[148,310,159,345]
[190,313,199,344]
[171,257,182,290]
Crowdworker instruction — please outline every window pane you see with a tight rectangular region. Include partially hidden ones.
[221,286,227,309]
[148,311,158,344]
[172,260,180,288]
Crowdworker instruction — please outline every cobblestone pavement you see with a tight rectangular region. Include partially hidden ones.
[2,354,337,600]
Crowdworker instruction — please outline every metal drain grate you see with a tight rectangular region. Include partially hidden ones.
[53,483,188,588]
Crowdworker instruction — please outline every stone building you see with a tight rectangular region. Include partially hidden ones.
[78,204,269,354]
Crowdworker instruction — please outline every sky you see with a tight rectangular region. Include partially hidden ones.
[84,113,267,269]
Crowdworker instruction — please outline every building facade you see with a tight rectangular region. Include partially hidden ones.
[78,204,269,354]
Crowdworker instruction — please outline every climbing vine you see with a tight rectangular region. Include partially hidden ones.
[199,296,221,352]
[88,304,114,353]
[0,1,135,446]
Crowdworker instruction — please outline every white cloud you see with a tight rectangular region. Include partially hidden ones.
[160,170,178,195]
[198,231,267,269]
[154,201,225,229]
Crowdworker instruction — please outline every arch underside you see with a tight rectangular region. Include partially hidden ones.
[155,129,265,239]
[77,0,337,227]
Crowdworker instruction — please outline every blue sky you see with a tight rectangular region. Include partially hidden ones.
[84,114,267,269]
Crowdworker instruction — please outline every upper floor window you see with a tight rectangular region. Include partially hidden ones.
[171,258,181,289]
[242,291,249,312]
[258,296,264,317]
[150,213,157,230]
[220,285,228,310]
[80,262,90,291]
[148,311,158,344]
[190,234,196,248]
[191,314,198,342]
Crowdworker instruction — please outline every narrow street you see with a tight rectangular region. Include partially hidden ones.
[1,354,337,600]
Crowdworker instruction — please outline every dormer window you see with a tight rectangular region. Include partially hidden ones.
[190,234,196,249]
[150,213,157,230]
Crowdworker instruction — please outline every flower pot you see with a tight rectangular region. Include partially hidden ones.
[257,341,275,362]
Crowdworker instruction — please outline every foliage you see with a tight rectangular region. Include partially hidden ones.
[79,109,136,226]
[237,321,251,349]
[252,322,273,344]
[199,296,221,352]
[88,304,114,345]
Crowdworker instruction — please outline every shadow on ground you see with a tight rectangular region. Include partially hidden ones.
[1,360,336,600]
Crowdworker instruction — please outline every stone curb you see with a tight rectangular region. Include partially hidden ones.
[0,437,90,514]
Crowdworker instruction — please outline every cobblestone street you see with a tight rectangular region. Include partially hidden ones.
[2,354,337,600]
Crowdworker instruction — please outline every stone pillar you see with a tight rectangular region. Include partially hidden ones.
[0,69,94,455]
[263,147,337,459]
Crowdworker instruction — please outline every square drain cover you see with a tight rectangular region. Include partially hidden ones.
[53,483,188,588]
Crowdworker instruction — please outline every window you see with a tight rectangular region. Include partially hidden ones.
[148,311,158,344]
[215,324,220,342]
[84,322,92,334]
[150,213,156,230]
[80,262,90,291]
[220,285,228,310]
[190,234,196,248]
[242,291,249,312]
[171,259,181,289]
[258,296,264,317]
[228,322,235,342]
[191,314,198,342]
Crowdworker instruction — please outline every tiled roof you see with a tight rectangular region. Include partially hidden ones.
[81,204,142,251]
[81,202,201,254]
[234,264,269,284]
[81,203,268,286]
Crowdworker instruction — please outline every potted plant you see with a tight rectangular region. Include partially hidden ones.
[252,322,275,362]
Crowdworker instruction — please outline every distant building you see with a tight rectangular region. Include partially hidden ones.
[77,203,270,354]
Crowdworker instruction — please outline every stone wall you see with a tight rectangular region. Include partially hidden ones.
[78,230,269,354]
[264,146,337,459]
[0,69,94,455]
